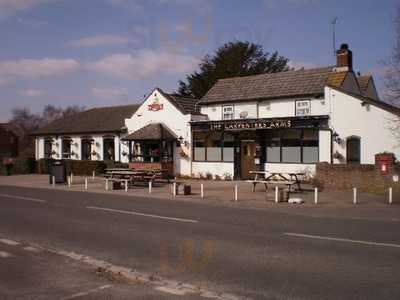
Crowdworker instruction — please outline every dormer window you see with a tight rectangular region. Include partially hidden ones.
[222,105,234,120]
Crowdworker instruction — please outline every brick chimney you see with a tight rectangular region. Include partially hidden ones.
[336,43,353,72]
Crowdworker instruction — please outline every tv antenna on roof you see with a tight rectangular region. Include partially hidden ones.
[332,17,338,56]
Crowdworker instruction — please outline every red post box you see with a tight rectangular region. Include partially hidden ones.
[375,153,395,175]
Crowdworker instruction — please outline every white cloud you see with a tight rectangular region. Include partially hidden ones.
[19,88,44,97]
[67,35,130,47]
[0,0,54,19]
[87,49,199,80]
[0,58,80,82]
[91,87,128,99]
[109,0,212,14]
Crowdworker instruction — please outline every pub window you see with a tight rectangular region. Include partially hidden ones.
[222,105,234,120]
[193,132,233,162]
[193,132,206,161]
[62,139,72,159]
[346,136,360,164]
[265,129,319,164]
[222,133,234,162]
[266,131,281,163]
[302,129,319,163]
[281,129,302,163]
[103,138,115,161]
[81,139,92,160]
[205,132,222,161]
[44,140,52,159]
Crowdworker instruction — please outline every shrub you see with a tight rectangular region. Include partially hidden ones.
[205,172,213,180]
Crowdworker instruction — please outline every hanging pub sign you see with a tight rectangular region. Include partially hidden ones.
[148,95,164,111]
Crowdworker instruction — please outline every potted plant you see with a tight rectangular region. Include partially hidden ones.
[333,151,344,162]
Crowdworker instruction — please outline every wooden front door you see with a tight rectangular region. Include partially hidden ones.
[241,141,256,179]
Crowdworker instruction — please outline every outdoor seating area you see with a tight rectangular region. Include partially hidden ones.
[103,167,170,190]
[247,170,305,195]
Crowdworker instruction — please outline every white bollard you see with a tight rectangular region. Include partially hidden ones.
[353,187,357,204]
[234,184,238,202]
[389,187,393,204]
[275,186,279,203]
[314,187,318,204]
[92,170,95,180]
[173,182,176,196]
[125,180,128,192]
[70,173,73,184]
[85,178,88,190]
[105,179,109,191]
[149,181,152,194]
[52,176,55,187]
[200,183,204,199]
[67,176,71,188]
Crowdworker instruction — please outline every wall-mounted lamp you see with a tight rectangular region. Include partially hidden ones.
[176,136,184,147]
[332,131,343,145]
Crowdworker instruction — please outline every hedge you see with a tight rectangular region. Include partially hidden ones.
[0,158,35,176]
[37,159,52,174]
[0,162,11,176]
[64,160,107,176]
[10,158,36,175]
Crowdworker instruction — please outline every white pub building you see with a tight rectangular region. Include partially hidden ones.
[34,44,400,179]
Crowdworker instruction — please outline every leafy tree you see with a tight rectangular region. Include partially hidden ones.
[178,41,290,98]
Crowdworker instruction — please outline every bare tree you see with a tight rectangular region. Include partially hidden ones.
[9,105,85,157]
[384,6,400,103]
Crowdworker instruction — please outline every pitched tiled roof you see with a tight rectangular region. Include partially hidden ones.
[32,105,139,136]
[123,123,176,140]
[156,89,200,115]
[326,71,348,87]
[200,66,336,104]
[357,75,372,92]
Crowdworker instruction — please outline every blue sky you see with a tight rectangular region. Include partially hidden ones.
[0,0,397,121]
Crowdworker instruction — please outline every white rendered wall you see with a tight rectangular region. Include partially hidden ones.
[124,89,192,175]
[326,87,400,164]
[35,134,120,161]
[319,130,332,163]
[201,98,330,121]
[192,162,234,179]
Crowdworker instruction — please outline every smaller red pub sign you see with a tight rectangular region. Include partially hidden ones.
[148,96,164,111]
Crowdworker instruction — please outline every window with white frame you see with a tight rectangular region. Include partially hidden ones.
[295,100,311,116]
[222,105,234,120]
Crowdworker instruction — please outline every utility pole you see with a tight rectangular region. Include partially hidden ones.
[332,17,338,56]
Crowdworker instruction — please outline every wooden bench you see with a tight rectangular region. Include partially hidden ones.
[247,179,295,192]
[104,178,129,190]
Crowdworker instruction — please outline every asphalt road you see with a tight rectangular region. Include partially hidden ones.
[0,185,399,299]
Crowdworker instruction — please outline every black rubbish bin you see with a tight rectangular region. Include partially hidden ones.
[49,160,66,184]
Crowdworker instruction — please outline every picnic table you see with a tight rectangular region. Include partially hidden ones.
[247,171,305,192]
[104,168,167,189]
